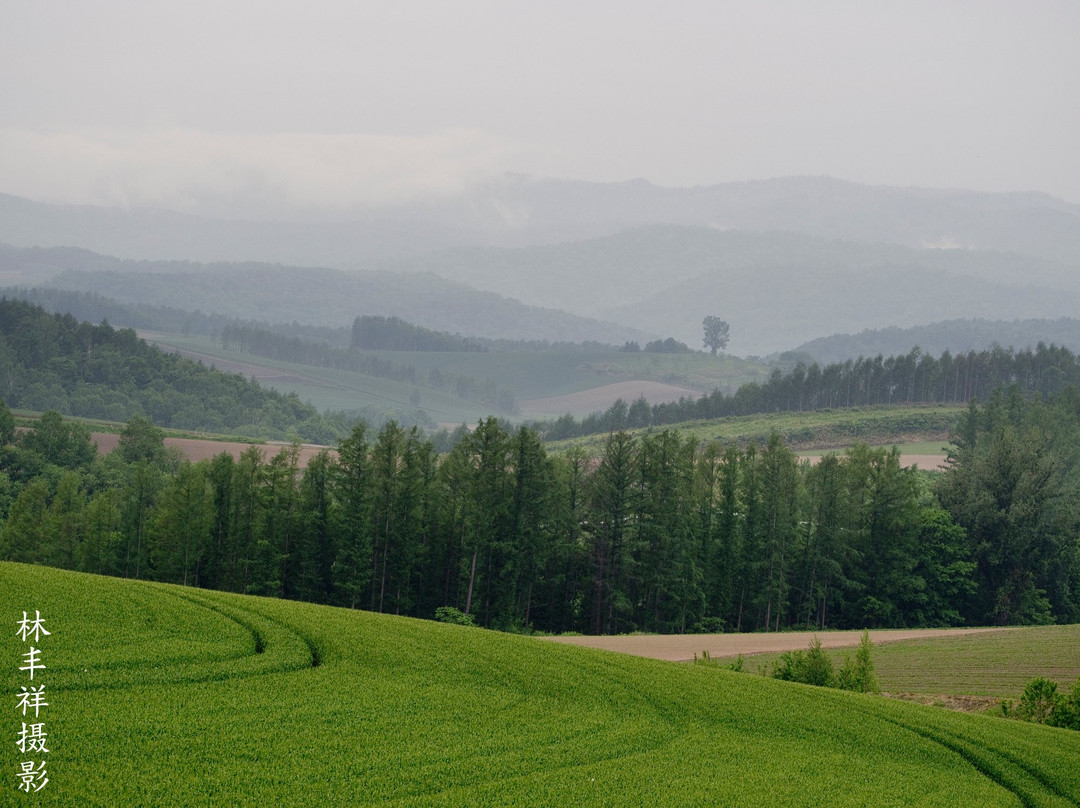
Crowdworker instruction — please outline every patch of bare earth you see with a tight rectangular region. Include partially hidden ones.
[522,380,703,418]
[542,627,1013,662]
[884,693,1001,713]
[803,453,948,471]
[92,433,334,468]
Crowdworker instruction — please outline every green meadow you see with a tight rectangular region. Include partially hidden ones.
[144,333,769,418]
[4,562,1080,806]
[735,626,1080,701]
[549,404,965,454]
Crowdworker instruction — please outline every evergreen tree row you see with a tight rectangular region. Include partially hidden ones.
[4,390,1077,633]
[539,343,1080,440]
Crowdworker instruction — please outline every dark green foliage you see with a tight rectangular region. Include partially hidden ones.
[0,386,1076,637]
[937,388,1080,625]
[773,636,836,687]
[537,342,1080,441]
[1011,676,1080,730]
[0,298,341,441]
[1053,678,1080,730]
[19,409,96,469]
[837,630,879,694]
[434,605,476,626]
[1018,677,1060,724]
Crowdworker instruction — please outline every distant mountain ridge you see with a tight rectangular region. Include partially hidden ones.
[4,175,1079,266]
[0,244,646,345]
[3,176,1079,356]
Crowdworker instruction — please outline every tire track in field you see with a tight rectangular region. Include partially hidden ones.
[862,708,1078,808]
[54,586,317,691]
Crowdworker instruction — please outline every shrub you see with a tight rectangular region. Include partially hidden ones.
[434,606,476,627]
[1018,677,1060,724]
[838,630,879,694]
[773,637,835,688]
[1050,678,1080,730]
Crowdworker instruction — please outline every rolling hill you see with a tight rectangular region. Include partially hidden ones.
[4,562,1079,806]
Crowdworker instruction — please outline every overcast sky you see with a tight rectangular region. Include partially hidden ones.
[1,0,1078,216]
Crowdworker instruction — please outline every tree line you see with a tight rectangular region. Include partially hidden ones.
[0,298,343,442]
[3,386,1076,633]
[221,321,518,414]
[538,343,1080,440]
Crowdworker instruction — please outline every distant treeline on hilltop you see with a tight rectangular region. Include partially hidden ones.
[350,315,486,352]
[539,344,1080,440]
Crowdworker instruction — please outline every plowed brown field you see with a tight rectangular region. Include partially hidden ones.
[91,432,334,467]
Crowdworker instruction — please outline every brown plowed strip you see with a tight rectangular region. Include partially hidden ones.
[542,627,1014,662]
[803,453,948,471]
[91,432,335,468]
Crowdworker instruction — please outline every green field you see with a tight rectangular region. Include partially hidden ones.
[144,333,769,420]
[550,404,966,454]
[736,627,1080,701]
[4,563,1080,806]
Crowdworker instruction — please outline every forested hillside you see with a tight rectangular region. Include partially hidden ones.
[540,342,1080,440]
[0,298,341,441]
[3,389,1077,633]
[795,317,1080,364]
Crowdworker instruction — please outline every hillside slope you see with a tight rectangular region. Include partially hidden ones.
[4,562,1078,806]
[0,244,647,344]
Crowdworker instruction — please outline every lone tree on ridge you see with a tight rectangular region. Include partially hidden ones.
[702,316,730,356]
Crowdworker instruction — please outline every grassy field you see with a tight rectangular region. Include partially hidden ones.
[4,562,1080,806]
[143,333,770,419]
[549,404,966,455]
[717,626,1080,702]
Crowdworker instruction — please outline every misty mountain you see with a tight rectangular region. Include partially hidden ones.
[388,225,1080,355]
[394,226,1080,318]
[793,318,1080,365]
[4,175,1080,267]
[0,193,482,266]
[0,245,647,344]
[606,261,1080,356]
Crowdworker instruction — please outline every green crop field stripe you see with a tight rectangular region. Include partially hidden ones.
[930,722,1080,808]
[171,588,322,671]
[861,708,1077,808]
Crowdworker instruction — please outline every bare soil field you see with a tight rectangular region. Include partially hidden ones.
[521,380,703,417]
[802,452,948,471]
[542,627,1014,662]
[91,432,334,467]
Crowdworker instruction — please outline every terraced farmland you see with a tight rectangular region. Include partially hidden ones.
[4,563,1079,806]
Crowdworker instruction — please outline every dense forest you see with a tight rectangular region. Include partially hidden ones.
[540,342,1080,439]
[3,387,1077,634]
[0,298,343,441]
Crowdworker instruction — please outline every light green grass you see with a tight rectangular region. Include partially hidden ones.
[4,563,1080,805]
[550,404,965,454]
[146,333,770,414]
[736,626,1080,700]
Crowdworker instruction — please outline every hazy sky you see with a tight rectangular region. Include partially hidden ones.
[2,0,1078,216]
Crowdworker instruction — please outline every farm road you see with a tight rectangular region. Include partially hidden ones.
[542,627,1014,662]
